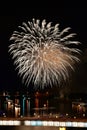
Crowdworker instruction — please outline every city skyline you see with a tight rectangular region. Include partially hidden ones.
[0,7,87,93]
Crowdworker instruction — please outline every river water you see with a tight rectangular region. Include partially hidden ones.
[0,93,87,129]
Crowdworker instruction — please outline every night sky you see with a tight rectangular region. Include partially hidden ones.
[0,7,87,93]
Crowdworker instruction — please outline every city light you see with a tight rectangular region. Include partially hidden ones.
[0,120,21,126]
[0,120,87,127]
[59,128,66,130]
[24,120,87,127]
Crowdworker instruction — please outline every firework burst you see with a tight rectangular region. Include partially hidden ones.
[9,19,81,89]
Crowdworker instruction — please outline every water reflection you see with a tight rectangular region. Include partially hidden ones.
[0,91,87,119]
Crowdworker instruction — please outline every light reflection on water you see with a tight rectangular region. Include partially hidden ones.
[0,93,87,130]
[1,91,87,118]
[0,93,72,117]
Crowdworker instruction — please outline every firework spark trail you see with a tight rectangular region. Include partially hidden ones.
[9,19,81,89]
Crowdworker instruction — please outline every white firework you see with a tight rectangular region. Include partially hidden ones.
[9,18,81,89]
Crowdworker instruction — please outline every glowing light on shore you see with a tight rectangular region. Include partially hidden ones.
[0,120,21,126]
[0,120,87,127]
[9,19,81,89]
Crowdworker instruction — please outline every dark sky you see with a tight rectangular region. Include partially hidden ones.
[0,7,87,92]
